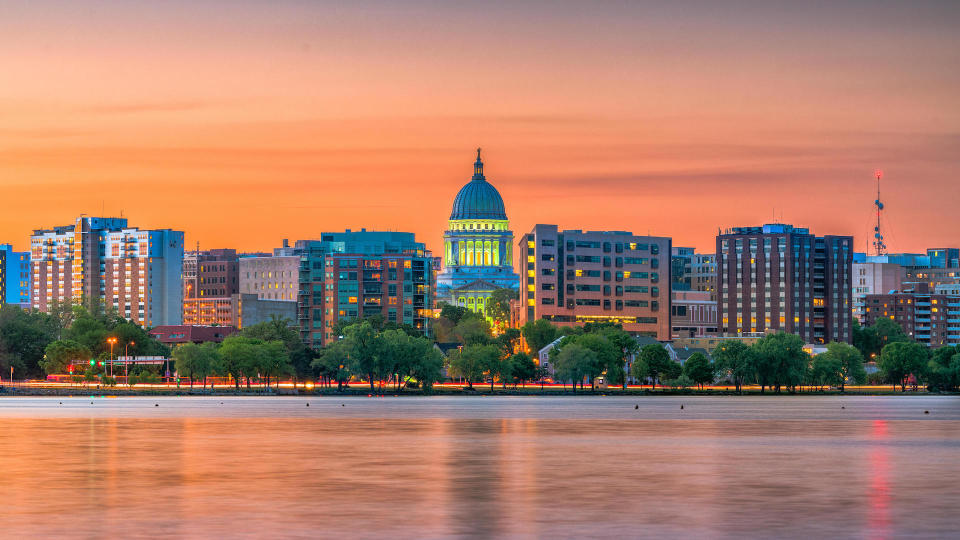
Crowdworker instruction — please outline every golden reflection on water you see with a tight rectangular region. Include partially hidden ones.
[0,398,958,539]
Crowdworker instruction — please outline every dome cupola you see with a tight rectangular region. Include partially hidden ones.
[449,148,507,220]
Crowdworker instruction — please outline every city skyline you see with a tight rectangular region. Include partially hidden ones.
[2,1,958,255]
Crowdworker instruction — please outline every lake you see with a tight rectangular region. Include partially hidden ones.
[0,395,957,539]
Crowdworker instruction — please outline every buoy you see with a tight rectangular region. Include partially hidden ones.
[841,405,845,409]
[155,403,159,407]
[634,405,638,409]
[306,403,310,407]
[924,410,930,414]
[341,404,345,407]
[680,404,684,410]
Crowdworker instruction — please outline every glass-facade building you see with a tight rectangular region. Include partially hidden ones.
[296,230,433,347]
[0,244,31,306]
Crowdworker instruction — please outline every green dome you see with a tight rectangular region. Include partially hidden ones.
[450,149,507,220]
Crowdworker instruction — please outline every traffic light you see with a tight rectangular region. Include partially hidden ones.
[90,359,95,366]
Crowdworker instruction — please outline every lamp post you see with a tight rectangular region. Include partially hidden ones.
[125,341,135,380]
[107,337,118,377]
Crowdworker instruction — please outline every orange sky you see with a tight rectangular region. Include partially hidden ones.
[1,1,958,256]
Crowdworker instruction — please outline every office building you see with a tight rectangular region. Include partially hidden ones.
[296,229,433,347]
[671,290,718,338]
[518,225,671,339]
[182,248,241,326]
[672,247,716,298]
[0,244,31,306]
[30,217,183,326]
[240,255,301,302]
[852,262,905,323]
[717,223,853,344]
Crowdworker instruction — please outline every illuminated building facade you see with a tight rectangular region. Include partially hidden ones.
[671,247,716,299]
[852,262,905,323]
[182,248,240,326]
[0,244,31,307]
[30,217,184,326]
[296,230,433,347]
[436,150,519,314]
[239,255,300,301]
[519,224,672,339]
[717,223,852,344]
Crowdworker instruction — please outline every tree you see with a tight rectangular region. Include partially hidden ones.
[552,343,599,391]
[312,341,352,391]
[632,344,675,390]
[407,337,444,393]
[0,305,58,378]
[855,317,910,360]
[595,327,638,389]
[486,288,517,325]
[809,353,843,390]
[342,321,381,392]
[521,319,559,354]
[682,352,714,389]
[507,352,537,388]
[711,341,755,393]
[496,328,522,357]
[927,345,960,392]
[879,341,928,392]
[172,343,202,387]
[820,342,866,391]
[40,339,91,375]
[220,336,258,389]
[567,333,619,388]
[448,344,498,389]
[453,317,493,346]
[753,332,809,393]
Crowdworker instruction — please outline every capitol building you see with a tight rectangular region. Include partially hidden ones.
[436,149,519,313]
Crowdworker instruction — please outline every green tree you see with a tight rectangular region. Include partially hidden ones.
[448,344,498,389]
[507,352,537,388]
[567,333,619,388]
[343,321,381,392]
[631,343,675,391]
[595,327,638,389]
[453,317,493,346]
[552,343,599,391]
[40,339,91,375]
[879,341,928,392]
[0,305,58,378]
[521,319,559,354]
[486,288,518,325]
[753,332,809,393]
[220,336,258,389]
[926,345,960,391]
[711,341,755,393]
[809,353,843,390]
[820,342,866,391]
[312,340,352,391]
[855,317,910,360]
[407,337,444,393]
[682,352,714,389]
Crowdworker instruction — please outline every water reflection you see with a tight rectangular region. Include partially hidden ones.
[0,397,957,539]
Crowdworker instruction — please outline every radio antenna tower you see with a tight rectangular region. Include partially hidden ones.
[873,169,886,256]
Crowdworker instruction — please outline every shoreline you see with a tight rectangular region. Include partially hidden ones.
[1,386,953,397]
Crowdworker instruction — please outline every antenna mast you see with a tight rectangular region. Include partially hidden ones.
[873,169,886,256]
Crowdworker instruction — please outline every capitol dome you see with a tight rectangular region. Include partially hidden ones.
[449,149,507,220]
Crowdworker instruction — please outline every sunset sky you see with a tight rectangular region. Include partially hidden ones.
[1,0,957,256]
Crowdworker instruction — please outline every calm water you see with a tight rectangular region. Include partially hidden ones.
[0,396,958,539]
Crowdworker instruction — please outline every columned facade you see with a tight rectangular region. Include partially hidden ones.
[436,149,519,314]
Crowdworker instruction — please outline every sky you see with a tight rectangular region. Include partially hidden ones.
[1,0,958,257]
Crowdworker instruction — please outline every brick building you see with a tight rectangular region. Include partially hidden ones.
[717,223,853,344]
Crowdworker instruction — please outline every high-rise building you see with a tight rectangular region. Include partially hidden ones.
[436,149,519,314]
[717,223,853,344]
[239,255,300,302]
[181,248,241,326]
[518,225,672,339]
[0,244,31,307]
[671,247,716,299]
[296,230,433,347]
[852,262,905,323]
[863,284,960,348]
[30,217,184,326]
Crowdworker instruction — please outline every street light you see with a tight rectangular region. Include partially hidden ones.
[107,337,118,377]
[125,341,135,380]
